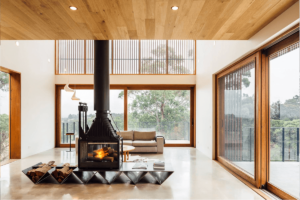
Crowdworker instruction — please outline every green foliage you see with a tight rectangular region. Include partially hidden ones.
[140,44,193,74]
[242,78,250,88]
[0,72,9,92]
[0,114,9,162]
[120,90,190,140]
[269,95,300,161]
[0,114,9,133]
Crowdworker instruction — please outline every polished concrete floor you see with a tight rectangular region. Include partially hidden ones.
[0,148,264,200]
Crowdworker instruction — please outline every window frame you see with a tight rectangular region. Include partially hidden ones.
[214,25,299,200]
[55,84,196,148]
[216,52,262,187]
[55,40,196,75]
[262,30,299,200]
[0,66,21,159]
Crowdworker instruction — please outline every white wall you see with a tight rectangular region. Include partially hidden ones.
[1,41,55,158]
[55,74,196,85]
[196,2,299,159]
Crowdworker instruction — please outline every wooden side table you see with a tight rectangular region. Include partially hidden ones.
[66,133,74,152]
[123,145,135,162]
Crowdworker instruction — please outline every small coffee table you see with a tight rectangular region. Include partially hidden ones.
[123,145,135,162]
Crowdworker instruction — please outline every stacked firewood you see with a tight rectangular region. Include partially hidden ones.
[26,161,55,183]
[51,163,74,183]
[88,147,118,162]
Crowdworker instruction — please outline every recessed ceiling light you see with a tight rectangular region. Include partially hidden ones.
[171,6,178,11]
[16,41,19,46]
[69,6,77,11]
[48,59,51,63]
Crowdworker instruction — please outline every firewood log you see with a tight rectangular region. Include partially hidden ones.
[38,163,46,167]
[103,156,114,162]
[103,147,111,151]
[47,161,55,166]
[27,169,35,176]
[108,149,114,155]
[35,165,51,176]
[88,152,97,157]
[52,170,58,179]
[30,170,36,177]
[113,153,118,158]
[66,169,73,176]
[38,161,55,168]
[58,166,69,177]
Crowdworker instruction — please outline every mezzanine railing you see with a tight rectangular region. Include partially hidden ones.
[225,127,299,162]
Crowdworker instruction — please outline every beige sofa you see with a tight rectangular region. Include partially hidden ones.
[117,131,164,154]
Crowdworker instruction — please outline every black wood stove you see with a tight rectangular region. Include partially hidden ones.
[78,40,123,169]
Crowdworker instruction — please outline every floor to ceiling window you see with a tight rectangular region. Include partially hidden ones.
[215,28,299,199]
[0,71,10,163]
[267,35,299,198]
[218,61,256,176]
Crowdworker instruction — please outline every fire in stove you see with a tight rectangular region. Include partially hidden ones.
[88,146,118,162]
[94,148,109,159]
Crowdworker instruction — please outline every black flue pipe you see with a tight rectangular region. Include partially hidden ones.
[94,40,110,113]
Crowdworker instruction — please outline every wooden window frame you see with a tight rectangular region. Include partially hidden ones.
[214,25,299,200]
[55,84,196,148]
[55,40,196,75]
[262,30,299,200]
[216,52,261,187]
[0,66,21,159]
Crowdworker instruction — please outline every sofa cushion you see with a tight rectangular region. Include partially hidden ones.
[133,131,156,140]
[123,140,133,146]
[132,140,157,147]
[117,131,133,140]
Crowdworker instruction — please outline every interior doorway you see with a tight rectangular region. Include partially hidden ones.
[0,66,21,162]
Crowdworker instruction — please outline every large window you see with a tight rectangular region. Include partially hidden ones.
[56,40,195,75]
[268,41,299,198]
[56,85,195,147]
[218,61,256,175]
[59,88,124,144]
[127,90,190,144]
[0,71,10,163]
[215,29,299,199]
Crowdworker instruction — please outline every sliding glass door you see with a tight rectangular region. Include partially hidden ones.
[217,53,260,185]
[218,61,256,175]
[215,28,299,199]
[0,71,10,162]
[267,35,299,198]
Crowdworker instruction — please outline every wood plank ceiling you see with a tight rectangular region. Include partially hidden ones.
[1,0,297,40]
